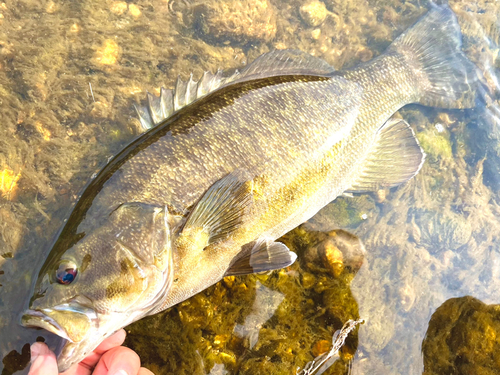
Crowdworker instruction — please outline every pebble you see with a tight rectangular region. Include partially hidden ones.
[312,339,331,356]
[34,121,51,141]
[95,39,120,65]
[110,1,128,15]
[311,28,321,40]
[318,230,366,276]
[301,272,316,289]
[320,240,344,277]
[128,4,141,18]
[375,189,386,203]
[46,1,57,13]
[0,167,21,200]
[300,0,328,27]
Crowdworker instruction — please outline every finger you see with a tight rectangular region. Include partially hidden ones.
[95,330,127,354]
[138,367,155,375]
[78,330,128,370]
[92,346,141,375]
[62,361,92,375]
[28,343,58,375]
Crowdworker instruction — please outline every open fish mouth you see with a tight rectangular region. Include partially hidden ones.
[21,309,73,341]
[21,304,97,343]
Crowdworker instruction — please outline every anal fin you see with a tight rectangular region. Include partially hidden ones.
[225,239,297,276]
[347,118,425,193]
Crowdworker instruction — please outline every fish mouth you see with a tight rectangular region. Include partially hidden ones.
[21,304,97,343]
[22,309,72,341]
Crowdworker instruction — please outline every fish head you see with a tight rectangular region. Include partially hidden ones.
[22,202,173,371]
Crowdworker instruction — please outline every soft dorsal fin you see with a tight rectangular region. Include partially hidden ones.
[134,49,335,131]
[234,49,335,82]
[178,169,254,248]
[225,239,297,276]
[347,118,426,193]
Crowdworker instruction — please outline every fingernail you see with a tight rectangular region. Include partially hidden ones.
[113,370,129,375]
[30,343,41,363]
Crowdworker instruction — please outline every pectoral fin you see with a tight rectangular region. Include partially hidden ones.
[225,239,297,276]
[180,170,254,247]
[347,118,425,193]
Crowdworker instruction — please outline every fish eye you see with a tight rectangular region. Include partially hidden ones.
[55,260,78,285]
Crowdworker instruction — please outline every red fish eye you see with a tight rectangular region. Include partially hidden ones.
[56,261,78,285]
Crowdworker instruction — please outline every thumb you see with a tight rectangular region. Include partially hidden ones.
[28,342,59,375]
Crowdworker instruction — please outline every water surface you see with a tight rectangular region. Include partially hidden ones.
[0,0,499,374]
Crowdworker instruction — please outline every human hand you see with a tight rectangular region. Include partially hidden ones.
[28,329,153,375]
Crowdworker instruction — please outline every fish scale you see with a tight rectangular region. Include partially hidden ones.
[87,75,360,223]
[21,6,482,371]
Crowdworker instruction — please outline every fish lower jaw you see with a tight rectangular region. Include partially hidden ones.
[21,309,73,342]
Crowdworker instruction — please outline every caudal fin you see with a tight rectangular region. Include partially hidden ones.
[389,5,480,109]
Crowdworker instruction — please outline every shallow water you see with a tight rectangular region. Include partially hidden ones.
[0,0,499,374]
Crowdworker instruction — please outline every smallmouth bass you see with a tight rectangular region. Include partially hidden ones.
[21,6,480,371]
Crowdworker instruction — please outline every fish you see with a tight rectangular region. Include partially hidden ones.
[21,5,480,371]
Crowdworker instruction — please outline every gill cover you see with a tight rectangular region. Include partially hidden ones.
[22,202,174,371]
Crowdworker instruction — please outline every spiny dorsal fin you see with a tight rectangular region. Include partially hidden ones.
[180,169,254,246]
[135,70,241,131]
[225,239,297,276]
[347,118,425,193]
[134,49,335,131]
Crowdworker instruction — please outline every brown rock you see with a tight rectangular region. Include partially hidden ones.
[312,339,331,356]
[318,230,366,276]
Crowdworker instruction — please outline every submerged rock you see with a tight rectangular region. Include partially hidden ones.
[94,39,120,66]
[413,209,472,253]
[306,195,376,232]
[194,0,276,43]
[318,230,366,277]
[422,296,500,375]
[300,1,329,27]
[300,228,366,278]
[416,127,453,161]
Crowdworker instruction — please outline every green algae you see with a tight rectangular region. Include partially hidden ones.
[416,128,453,161]
[125,227,362,374]
[307,196,376,232]
[423,297,500,375]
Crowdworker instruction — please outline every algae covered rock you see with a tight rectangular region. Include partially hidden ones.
[422,296,500,375]
[416,126,453,162]
[194,0,276,43]
[124,225,363,374]
[300,0,329,27]
[303,229,366,278]
[306,195,376,232]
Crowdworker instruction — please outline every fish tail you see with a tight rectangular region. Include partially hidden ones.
[389,5,481,109]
